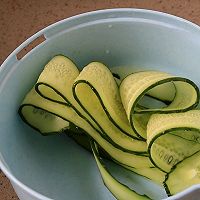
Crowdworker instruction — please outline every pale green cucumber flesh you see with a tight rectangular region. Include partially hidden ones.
[120,71,199,140]
[164,150,200,196]
[148,129,200,173]
[73,80,147,153]
[18,104,69,135]
[18,56,200,199]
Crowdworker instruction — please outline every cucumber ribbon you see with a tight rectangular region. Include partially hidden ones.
[19,55,200,199]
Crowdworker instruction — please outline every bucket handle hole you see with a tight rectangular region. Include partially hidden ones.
[16,35,46,60]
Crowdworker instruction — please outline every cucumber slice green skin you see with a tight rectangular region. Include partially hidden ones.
[20,101,151,169]
[147,127,200,173]
[121,164,166,184]
[66,127,164,184]
[112,73,121,80]
[18,57,153,199]
[163,150,200,196]
[147,109,200,173]
[120,70,199,140]
[129,77,199,140]
[35,83,103,140]
[73,80,147,154]
[74,62,137,137]
[66,125,112,159]
[19,90,152,169]
[73,80,139,139]
[19,56,200,199]
[18,104,69,136]
[91,141,151,200]
[148,127,200,173]
[34,64,146,154]
[34,82,147,154]
[35,82,71,106]
[69,132,164,184]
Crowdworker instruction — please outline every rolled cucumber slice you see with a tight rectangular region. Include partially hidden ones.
[147,111,200,173]
[74,62,136,137]
[19,55,200,198]
[35,55,79,105]
[19,56,152,169]
[120,71,199,139]
[73,62,147,153]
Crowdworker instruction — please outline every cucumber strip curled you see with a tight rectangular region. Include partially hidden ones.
[18,55,200,199]
[120,71,199,140]
[147,110,200,173]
